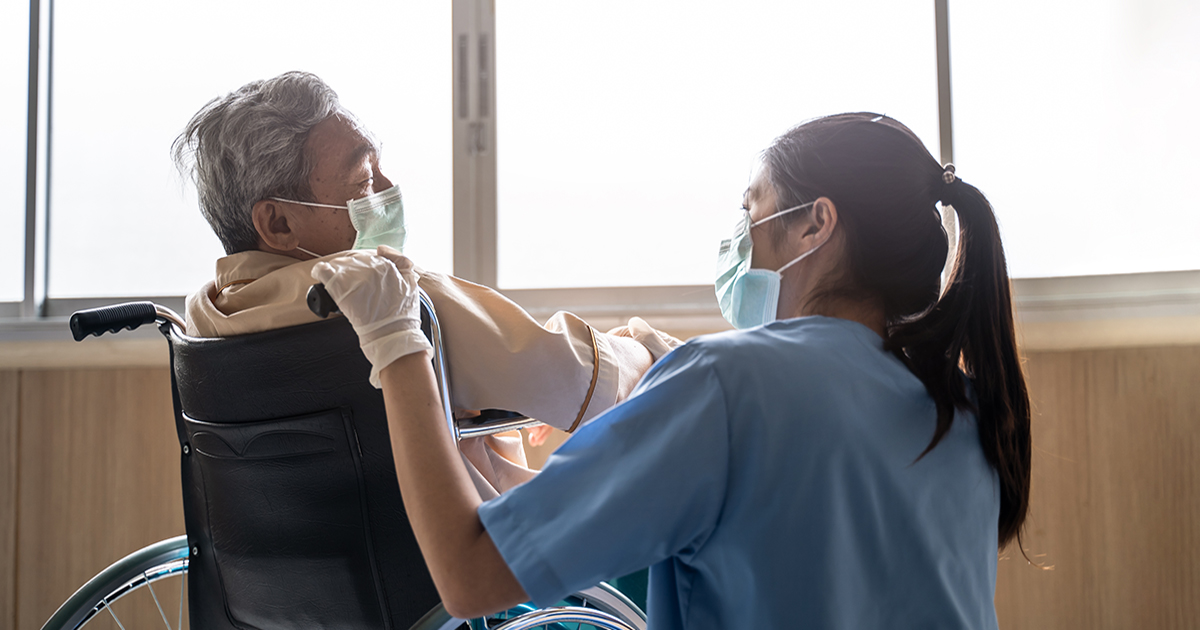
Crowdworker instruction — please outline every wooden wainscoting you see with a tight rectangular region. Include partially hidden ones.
[14,368,183,630]
[995,346,1200,628]
[2,345,1198,628]
[1,371,18,630]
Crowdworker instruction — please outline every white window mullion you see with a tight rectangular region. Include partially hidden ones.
[452,0,498,288]
[21,0,50,318]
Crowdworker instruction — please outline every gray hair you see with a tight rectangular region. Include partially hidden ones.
[172,71,362,254]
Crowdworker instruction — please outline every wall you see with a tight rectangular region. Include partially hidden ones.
[1,344,1197,628]
[2,369,183,630]
[1,372,16,630]
[995,346,1199,628]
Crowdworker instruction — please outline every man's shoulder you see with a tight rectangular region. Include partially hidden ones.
[187,251,324,338]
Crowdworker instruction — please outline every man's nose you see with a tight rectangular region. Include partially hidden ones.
[374,167,393,192]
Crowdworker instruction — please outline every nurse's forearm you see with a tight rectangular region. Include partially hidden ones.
[378,353,529,619]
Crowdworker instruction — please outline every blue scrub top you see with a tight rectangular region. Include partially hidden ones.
[479,316,999,629]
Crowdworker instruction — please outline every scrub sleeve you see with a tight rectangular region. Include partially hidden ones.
[477,344,729,609]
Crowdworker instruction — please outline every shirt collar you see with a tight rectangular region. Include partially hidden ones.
[214,250,305,294]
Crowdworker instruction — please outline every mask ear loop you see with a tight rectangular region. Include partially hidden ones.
[749,201,816,228]
[269,197,349,210]
[266,198,353,260]
[773,202,832,274]
[775,235,829,274]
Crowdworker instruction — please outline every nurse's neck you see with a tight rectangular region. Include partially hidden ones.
[776,249,887,340]
[779,291,887,340]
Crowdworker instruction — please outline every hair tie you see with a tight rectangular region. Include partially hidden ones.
[939,164,958,205]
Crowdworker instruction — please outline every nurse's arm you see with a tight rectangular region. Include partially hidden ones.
[378,352,529,620]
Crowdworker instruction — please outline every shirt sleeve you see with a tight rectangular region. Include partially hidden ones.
[417,271,619,431]
[477,342,730,607]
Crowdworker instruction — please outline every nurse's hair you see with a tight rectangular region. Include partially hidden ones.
[763,113,1031,551]
[172,71,375,254]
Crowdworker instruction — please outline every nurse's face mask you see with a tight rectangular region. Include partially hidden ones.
[271,185,407,257]
[715,201,827,329]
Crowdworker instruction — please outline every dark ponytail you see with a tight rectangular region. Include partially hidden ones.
[764,113,1032,550]
[891,177,1032,550]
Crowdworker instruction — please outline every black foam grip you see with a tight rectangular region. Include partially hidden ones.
[307,284,340,318]
[69,301,158,341]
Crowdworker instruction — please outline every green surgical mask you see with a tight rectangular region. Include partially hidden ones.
[273,185,407,255]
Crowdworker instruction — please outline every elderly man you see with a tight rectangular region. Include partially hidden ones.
[173,71,669,497]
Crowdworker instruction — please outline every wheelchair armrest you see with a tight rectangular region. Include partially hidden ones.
[457,410,542,439]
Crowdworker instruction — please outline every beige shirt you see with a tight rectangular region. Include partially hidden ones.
[186,251,622,497]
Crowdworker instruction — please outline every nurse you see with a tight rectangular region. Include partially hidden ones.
[313,113,1031,629]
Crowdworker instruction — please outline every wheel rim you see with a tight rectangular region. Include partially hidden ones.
[42,536,190,630]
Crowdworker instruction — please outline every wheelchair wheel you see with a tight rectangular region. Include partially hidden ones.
[43,536,645,630]
[41,536,191,630]
[410,582,646,630]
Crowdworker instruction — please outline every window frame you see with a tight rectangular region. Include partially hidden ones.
[3,0,1199,358]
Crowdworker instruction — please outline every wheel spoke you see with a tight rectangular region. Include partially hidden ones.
[102,596,128,630]
[178,571,186,630]
[146,572,173,630]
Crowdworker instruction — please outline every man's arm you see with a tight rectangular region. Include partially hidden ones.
[419,271,656,430]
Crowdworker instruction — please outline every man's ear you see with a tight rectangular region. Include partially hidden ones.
[251,199,301,252]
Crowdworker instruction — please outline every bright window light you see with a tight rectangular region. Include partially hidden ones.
[48,0,451,298]
[952,0,1200,278]
[0,0,28,302]
[496,1,940,289]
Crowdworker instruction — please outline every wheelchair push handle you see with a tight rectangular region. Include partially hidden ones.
[69,301,159,341]
[307,284,340,318]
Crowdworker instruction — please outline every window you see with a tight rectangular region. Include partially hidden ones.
[0,0,28,302]
[48,0,452,298]
[951,0,1200,278]
[495,1,940,289]
[3,1,1196,340]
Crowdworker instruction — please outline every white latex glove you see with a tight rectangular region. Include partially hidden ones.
[616,316,683,362]
[311,246,431,388]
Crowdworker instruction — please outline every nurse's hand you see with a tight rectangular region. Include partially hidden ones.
[608,317,683,362]
[312,247,431,388]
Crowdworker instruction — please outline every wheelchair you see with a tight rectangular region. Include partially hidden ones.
[44,288,646,630]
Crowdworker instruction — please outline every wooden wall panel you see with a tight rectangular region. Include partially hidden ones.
[6,345,1198,628]
[996,347,1200,629]
[0,371,18,630]
[16,368,183,630]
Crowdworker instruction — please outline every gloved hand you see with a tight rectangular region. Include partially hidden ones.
[311,245,431,388]
[609,316,683,362]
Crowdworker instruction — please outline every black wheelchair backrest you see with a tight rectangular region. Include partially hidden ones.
[168,316,440,629]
